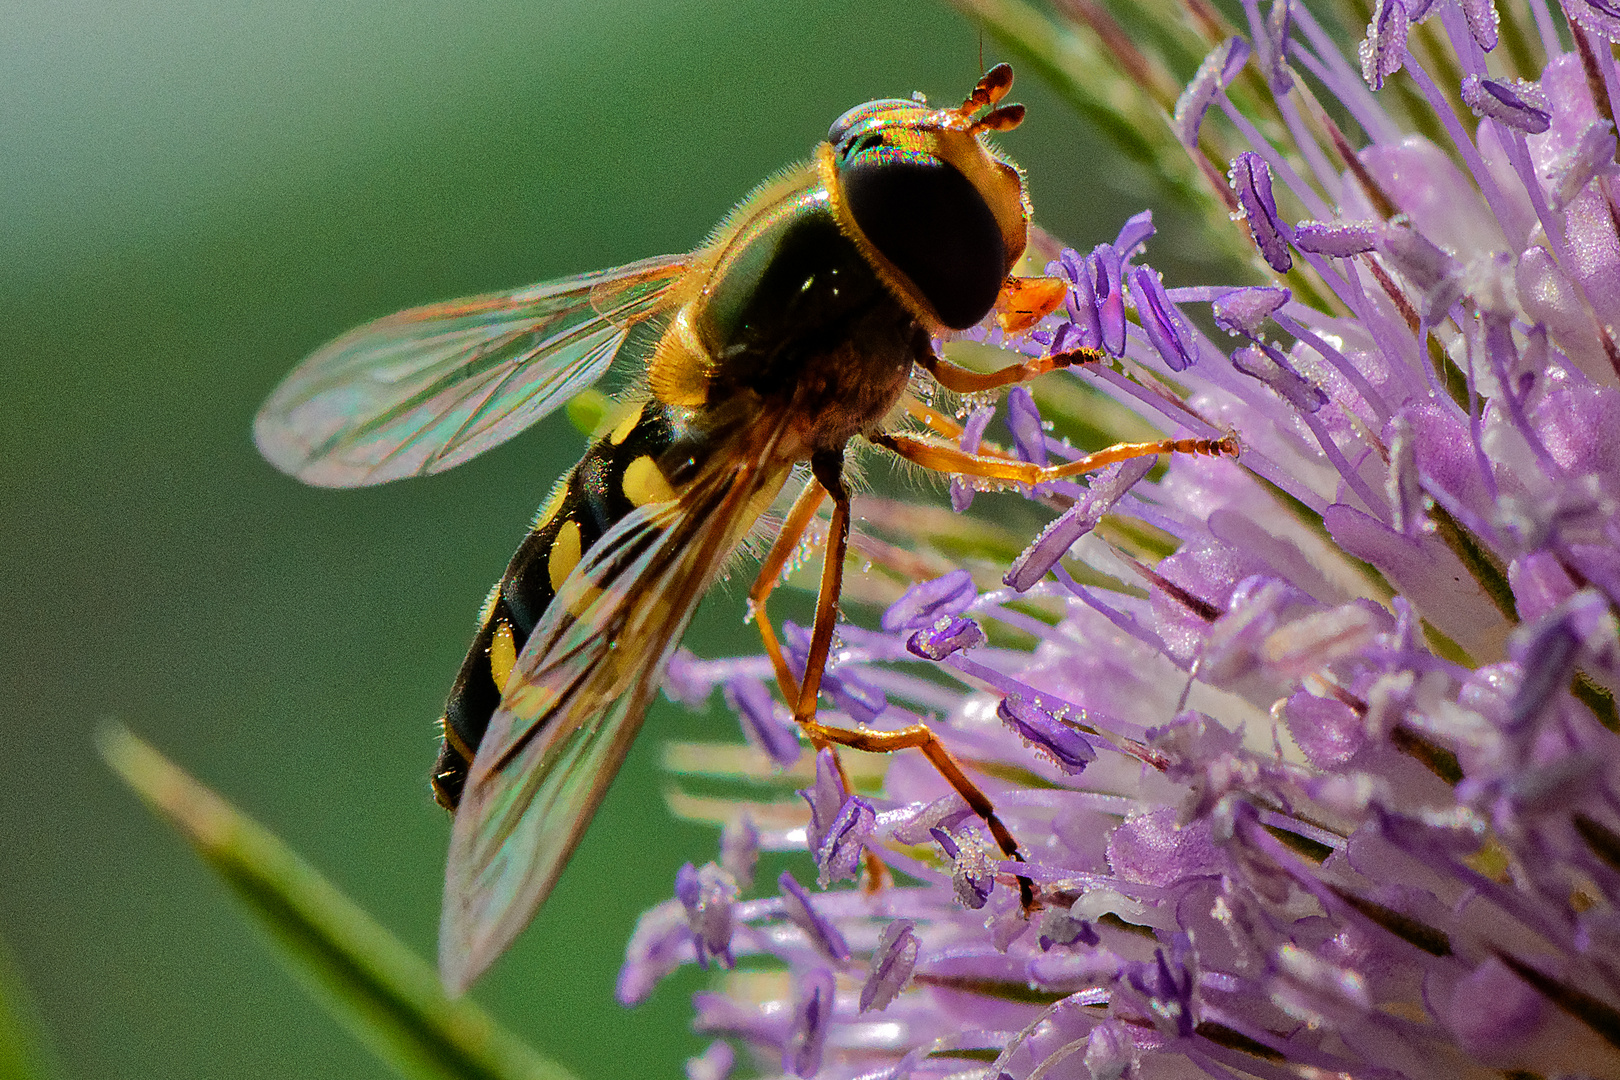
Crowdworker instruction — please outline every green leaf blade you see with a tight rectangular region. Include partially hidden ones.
[98,723,580,1080]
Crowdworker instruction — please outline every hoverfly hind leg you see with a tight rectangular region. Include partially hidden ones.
[783,446,1037,908]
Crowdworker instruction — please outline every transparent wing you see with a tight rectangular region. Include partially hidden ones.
[255,254,691,487]
[439,428,792,993]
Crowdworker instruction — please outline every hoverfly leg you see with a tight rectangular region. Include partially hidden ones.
[791,446,1036,906]
[797,714,1036,907]
[868,430,1239,486]
[917,345,1105,396]
[747,478,828,705]
[790,450,851,728]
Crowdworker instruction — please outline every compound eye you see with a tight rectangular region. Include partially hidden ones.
[839,148,1005,331]
[827,98,918,147]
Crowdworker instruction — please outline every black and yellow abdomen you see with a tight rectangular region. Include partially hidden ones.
[431,399,699,809]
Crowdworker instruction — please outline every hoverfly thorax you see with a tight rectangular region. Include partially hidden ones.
[822,63,1031,332]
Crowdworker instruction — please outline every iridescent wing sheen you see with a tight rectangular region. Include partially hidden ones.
[255,254,691,487]
[438,426,792,994]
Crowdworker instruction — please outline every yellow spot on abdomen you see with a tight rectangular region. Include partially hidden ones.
[531,479,569,531]
[549,520,582,592]
[489,619,517,692]
[623,455,677,507]
[610,407,641,446]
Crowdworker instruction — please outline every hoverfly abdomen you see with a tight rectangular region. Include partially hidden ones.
[431,399,695,811]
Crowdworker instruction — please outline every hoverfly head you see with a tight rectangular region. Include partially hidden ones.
[824,67,1031,332]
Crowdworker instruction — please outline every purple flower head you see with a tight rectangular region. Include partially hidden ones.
[724,675,801,768]
[781,967,835,1078]
[859,918,918,1012]
[882,569,976,632]
[625,7,1620,1079]
[675,862,738,971]
[997,695,1096,774]
[778,871,851,962]
[1229,152,1293,272]
[1128,266,1198,371]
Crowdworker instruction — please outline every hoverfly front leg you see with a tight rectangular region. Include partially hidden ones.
[917,344,1105,395]
[869,429,1240,485]
[789,448,1038,908]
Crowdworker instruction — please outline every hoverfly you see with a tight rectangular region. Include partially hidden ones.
[256,64,1234,993]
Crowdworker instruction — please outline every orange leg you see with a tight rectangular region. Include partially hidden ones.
[869,430,1239,485]
[918,346,1104,394]
[793,449,1036,905]
[747,478,827,706]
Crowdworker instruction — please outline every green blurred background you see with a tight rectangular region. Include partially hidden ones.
[0,1,1153,1077]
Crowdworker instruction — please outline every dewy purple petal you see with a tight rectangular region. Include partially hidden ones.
[1035,907,1099,951]
[1253,0,1294,91]
[951,405,996,512]
[883,569,977,631]
[1173,37,1252,146]
[823,666,887,724]
[1359,0,1409,89]
[817,795,875,886]
[1211,286,1291,336]
[1460,0,1499,51]
[617,900,691,1005]
[799,748,846,856]
[906,614,987,660]
[1005,457,1154,591]
[997,695,1096,773]
[720,814,759,890]
[685,1040,735,1080]
[860,918,919,1013]
[1506,607,1583,731]
[1460,74,1551,132]
[1548,120,1620,210]
[1229,152,1294,272]
[1385,413,1425,537]
[1376,223,1463,322]
[1566,0,1620,41]
[1091,247,1128,356]
[778,871,852,962]
[1231,342,1329,413]
[1113,209,1156,259]
[1129,266,1198,371]
[676,862,738,971]
[725,675,802,768]
[1292,219,1380,256]
[1006,386,1048,466]
[782,967,835,1078]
